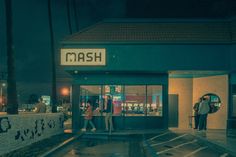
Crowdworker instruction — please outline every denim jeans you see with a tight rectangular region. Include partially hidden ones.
[83,119,95,129]
[198,114,208,130]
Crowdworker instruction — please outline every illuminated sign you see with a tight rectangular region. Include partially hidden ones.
[41,95,51,106]
[61,48,106,66]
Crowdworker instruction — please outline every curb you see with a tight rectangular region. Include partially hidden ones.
[40,133,83,157]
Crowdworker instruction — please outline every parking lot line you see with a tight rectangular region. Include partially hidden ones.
[147,132,170,141]
[156,139,198,155]
[151,134,188,146]
[183,146,208,157]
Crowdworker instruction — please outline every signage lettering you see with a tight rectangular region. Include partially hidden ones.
[78,53,85,62]
[61,49,106,66]
[94,52,102,62]
[66,53,76,62]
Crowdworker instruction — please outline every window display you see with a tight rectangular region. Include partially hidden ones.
[233,95,236,117]
[124,86,146,116]
[201,93,221,114]
[80,86,102,116]
[147,86,163,116]
[232,84,236,117]
[80,85,163,117]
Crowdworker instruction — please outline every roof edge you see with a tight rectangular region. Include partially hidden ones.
[60,41,233,46]
[101,18,231,23]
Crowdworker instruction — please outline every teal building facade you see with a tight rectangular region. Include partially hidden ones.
[60,18,236,134]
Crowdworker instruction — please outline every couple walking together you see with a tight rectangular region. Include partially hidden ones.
[81,95,113,132]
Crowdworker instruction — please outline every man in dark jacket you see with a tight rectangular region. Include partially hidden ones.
[104,95,114,132]
[193,98,201,129]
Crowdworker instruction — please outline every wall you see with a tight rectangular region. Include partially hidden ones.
[74,73,168,85]
[169,78,193,129]
[62,44,230,73]
[193,75,228,129]
[169,75,228,129]
[0,113,64,155]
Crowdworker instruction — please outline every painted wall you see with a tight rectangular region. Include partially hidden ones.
[169,78,193,129]
[73,73,168,85]
[169,75,228,129]
[193,75,228,129]
[62,44,230,72]
[0,113,64,156]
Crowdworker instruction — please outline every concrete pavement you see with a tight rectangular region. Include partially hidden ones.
[170,128,236,156]
[38,128,236,157]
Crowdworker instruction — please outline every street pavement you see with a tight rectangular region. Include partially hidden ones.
[44,129,236,157]
[144,130,235,157]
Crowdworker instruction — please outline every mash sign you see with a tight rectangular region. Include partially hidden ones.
[61,48,106,66]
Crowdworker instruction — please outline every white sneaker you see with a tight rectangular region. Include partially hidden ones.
[91,128,96,132]
[81,128,86,132]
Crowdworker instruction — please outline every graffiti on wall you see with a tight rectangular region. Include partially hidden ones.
[0,115,64,142]
[15,119,46,141]
[0,117,11,133]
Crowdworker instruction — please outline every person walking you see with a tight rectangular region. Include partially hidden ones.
[81,100,96,132]
[198,97,210,131]
[193,98,201,129]
[104,95,114,132]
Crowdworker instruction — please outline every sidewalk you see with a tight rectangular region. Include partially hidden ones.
[170,128,236,156]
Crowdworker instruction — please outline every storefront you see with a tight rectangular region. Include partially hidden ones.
[60,18,236,133]
[68,72,169,131]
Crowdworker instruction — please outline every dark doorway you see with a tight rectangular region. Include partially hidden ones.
[168,94,179,127]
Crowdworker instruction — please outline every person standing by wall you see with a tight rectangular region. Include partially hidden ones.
[198,97,210,131]
[193,98,201,129]
[81,100,96,132]
[104,95,114,132]
[34,97,47,113]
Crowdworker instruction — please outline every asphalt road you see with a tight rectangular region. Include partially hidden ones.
[47,131,235,157]
[49,140,130,157]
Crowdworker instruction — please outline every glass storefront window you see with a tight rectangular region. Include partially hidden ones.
[79,85,163,117]
[147,85,163,116]
[232,85,236,117]
[232,95,236,117]
[124,86,146,116]
[80,86,102,116]
[103,85,124,116]
[201,93,221,114]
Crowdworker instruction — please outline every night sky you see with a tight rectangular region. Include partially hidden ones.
[0,0,235,102]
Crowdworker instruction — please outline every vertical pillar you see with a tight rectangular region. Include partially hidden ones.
[227,74,231,129]
[72,84,80,133]
[163,83,169,129]
[227,73,236,137]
